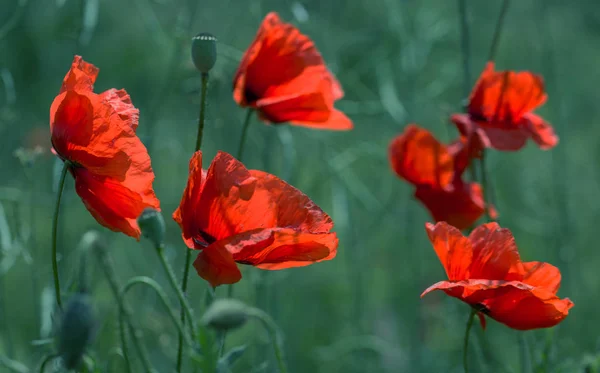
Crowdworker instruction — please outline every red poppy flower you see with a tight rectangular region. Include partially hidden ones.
[388,125,485,230]
[421,222,573,330]
[173,150,338,287]
[451,62,558,151]
[50,56,160,239]
[233,12,352,131]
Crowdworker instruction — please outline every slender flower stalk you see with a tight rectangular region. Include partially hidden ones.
[462,308,476,373]
[94,241,155,373]
[155,245,198,339]
[120,276,195,348]
[177,67,210,372]
[51,161,70,310]
[38,353,59,373]
[236,109,254,161]
[487,0,511,62]
[457,0,471,99]
[248,308,288,373]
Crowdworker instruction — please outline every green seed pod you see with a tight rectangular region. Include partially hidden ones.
[191,32,217,73]
[202,299,250,331]
[58,293,96,370]
[137,208,165,247]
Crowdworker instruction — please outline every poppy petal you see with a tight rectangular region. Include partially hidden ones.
[467,223,521,280]
[521,261,561,294]
[73,168,147,239]
[196,152,333,241]
[173,151,206,248]
[233,12,350,130]
[523,113,559,150]
[415,182,485,230]
[468,62,547,122]
[425,222,472,281]
[224,227,337,269]
[451,114,530,151]
[234,12,327,105]
[420,279,529,304]
[483,287,573,330]
[256,78,352,130]
[60,55,99,94]
[50,89,156,197]
[193,246,242,287]
[100,88,140,131]
[388,125,454,188]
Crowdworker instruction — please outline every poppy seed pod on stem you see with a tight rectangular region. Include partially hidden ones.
[137,207,165,247]
[191,32,217,73]
[201,299,250,331]
[57,293,96,370]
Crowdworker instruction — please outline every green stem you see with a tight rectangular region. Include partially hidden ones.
[479,151,496,222]
[155,245,198,339]
[194,72,209,151]
[487,0,510,62]
[120,276,195,348]
[236,109,254,160]
[457,0,471,99]
[176,248,193,372]
[39,353,59,373]
[463,308,477,373]
[118,311,133,373]
[95,242,155,373]
[249,308,288,373]
[518,334,531,373]
[177,71,210,371]
[51,161,70,310]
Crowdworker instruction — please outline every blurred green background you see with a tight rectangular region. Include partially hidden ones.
[1,0,599,372]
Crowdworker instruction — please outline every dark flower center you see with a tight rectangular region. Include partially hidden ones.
[472,303,490,315]
[193,230,217,248]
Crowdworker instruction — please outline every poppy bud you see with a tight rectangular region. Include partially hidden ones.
[137,208,165,247]
[57,293,96,370]
[201,299,250,331]
[191,32,217,73]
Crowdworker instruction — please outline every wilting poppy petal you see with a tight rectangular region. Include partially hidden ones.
[233,12,352,130]
[422,222,572,330]
[174,150,338,286]
[415,182,485,230]
[389,125,454,188]
[50,56,160,239]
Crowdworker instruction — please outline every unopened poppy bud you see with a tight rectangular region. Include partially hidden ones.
[191,32,217,73]
[137,208,165,247]
[58,293,96,370]
[201,299,250,331]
